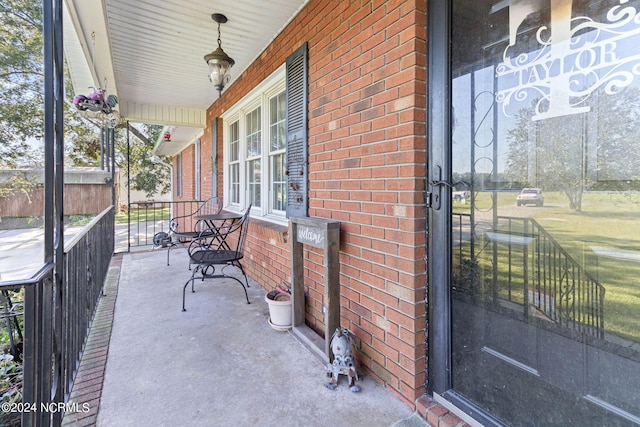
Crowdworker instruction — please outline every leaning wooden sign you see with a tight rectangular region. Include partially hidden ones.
[290,217,340,363]
[296,224,325,248]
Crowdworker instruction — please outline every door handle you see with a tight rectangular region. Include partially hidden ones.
[429,166,471,210]
[430,165,442,210]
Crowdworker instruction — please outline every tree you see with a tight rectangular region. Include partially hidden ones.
[116,124,171,199]
[505,88,640,211]
[0,0,99,168]
[592,88,640,184]
[0,0,44,167]
[0,0,170,201]
[66,122,172,198]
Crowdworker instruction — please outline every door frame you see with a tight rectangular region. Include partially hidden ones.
[426,2,508,425]
[426,0,452,396]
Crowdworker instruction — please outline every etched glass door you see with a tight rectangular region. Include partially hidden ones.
[446,0,640,424]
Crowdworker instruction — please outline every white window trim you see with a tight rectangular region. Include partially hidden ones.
[222,64,287,225]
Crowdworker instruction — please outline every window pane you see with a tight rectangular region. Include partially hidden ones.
[229,121,239,162]
[246,108,261,158]
[270,92,286,152]
[270,96,278,127]
[248,159,261,207]
[271,153,286,211]
[229,163,239,204]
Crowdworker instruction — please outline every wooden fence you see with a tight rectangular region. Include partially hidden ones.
[0,183,112,217]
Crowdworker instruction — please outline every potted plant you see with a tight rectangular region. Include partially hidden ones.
[265,286,292,331]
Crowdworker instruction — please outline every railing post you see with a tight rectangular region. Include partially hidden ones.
[21,284,37,427]
[19,266,54,427]
[40,276,55,426]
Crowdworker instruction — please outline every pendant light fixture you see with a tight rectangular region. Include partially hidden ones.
[204,13,235,97]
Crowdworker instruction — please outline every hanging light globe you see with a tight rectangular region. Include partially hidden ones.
[204,13,235,97]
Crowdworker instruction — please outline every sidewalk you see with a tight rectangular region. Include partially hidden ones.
[0,226,90,281]
[0,221,157,281]
[63,248,419,427]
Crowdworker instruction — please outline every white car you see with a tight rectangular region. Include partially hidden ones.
[516,188,544,206]
[453,189,470,202]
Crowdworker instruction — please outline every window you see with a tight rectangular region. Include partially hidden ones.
[195,139,201,200]
[175,153,182,197]
[246,107,262,207]
[270,92,286,212]
[222,66,286,222]
[229,121,240,204]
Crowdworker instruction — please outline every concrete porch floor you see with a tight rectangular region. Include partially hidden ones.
[63,247,422,427]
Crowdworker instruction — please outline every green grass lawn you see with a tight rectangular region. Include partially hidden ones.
[114,207,170,224]
[1,207,172,229]
[455,190,640,343]
[532,193,640,342]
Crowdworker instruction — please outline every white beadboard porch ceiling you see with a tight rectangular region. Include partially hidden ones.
[63,0,307,156]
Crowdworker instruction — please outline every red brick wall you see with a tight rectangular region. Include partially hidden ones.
[174,128,217,202]
[244,218,290,293]
[182,0,427,408]
[174,145,197,201]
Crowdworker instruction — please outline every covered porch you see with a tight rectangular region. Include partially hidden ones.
[17,0,446,424]
[60,247,415,426]
[60,1,420,423]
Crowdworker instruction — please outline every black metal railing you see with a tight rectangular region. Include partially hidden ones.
[125,200,208,249]
[61,206,115,401]
[453,213,605,338]
[1,264,53,427]
[0,206,114,426]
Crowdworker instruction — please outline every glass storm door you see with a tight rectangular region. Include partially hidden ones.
[429,1,640,425]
